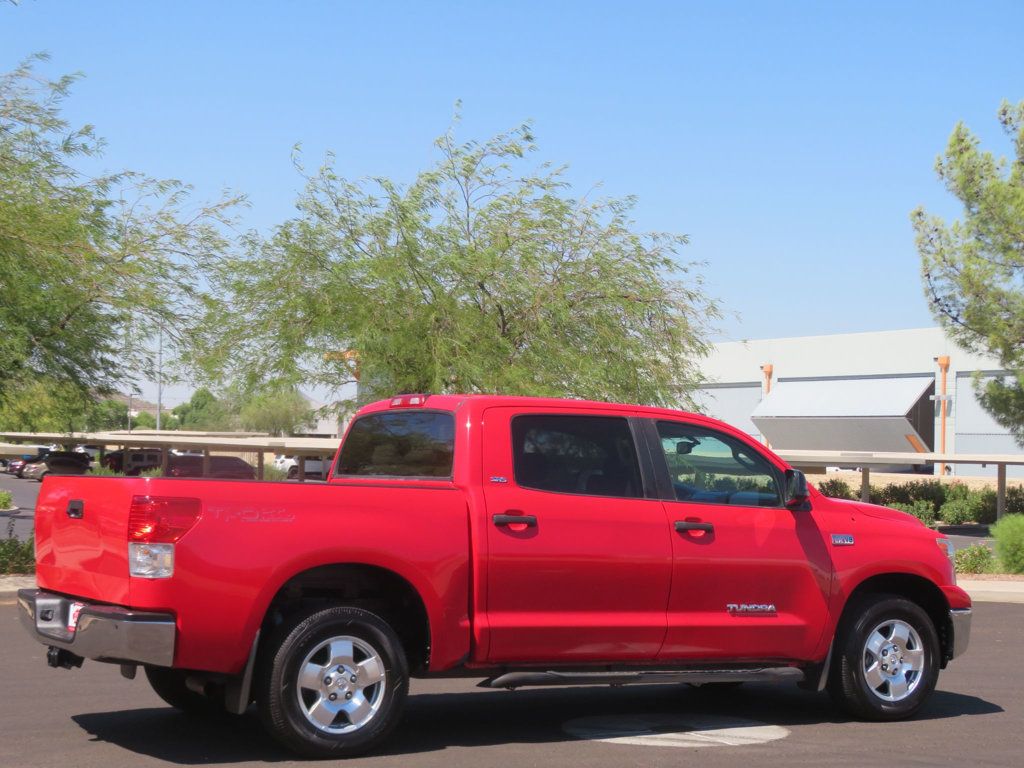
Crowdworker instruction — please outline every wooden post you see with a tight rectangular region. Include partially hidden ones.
[298,455,306,482]
[860,467,871,502]
[997,463,1007,520]
[202,449,211,477]
[256,451,264,481]
[160,448,169,477]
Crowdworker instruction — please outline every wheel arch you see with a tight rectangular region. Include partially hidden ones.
[839,572,953,667]
[259,563,432,674]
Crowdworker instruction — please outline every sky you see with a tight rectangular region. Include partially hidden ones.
[2,1,1023,406]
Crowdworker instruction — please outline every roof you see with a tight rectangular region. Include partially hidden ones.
[751,376,933,419]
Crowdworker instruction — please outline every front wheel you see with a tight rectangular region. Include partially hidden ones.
[256,605,409,758]
[829,594,940,720]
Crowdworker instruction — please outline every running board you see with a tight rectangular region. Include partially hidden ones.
[479,667,805,689]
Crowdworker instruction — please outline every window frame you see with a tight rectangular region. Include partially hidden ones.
[641,418,786,509]
[332,408,457,481]
[509,412,654,500]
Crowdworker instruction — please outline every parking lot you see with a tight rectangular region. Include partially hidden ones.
[0,598,1019,768]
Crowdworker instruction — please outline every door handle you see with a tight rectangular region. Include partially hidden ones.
[493,513,537,528]
[66,500,84,519]
[674,520,713,533]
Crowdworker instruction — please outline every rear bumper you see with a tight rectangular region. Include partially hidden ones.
[18,589,176,667]
[949,608,971,660]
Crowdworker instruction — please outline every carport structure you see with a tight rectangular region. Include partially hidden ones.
[777,449,1024,518]
[0,431,340,481]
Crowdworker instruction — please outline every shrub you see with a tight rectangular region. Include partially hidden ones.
[954,543,995,574]
[940,499,974,525]
[88,465,125,477]
[139,467,163,478]
[889,500,936,525]
[0,520,34,574]
[261,465,288,482]
[944,482,972,503]
[967,488,997,525]
[815,478,855,500]
[0,489,12,510]
[1007,486,1024,517]
[992,514,1024,574]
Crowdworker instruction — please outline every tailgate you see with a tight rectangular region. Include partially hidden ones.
[34,476,139,605]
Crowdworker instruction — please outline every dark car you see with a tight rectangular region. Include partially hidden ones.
[167,454,256,479]
[24,451,92,480]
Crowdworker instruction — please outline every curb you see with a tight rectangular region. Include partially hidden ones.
[0,576,36,595]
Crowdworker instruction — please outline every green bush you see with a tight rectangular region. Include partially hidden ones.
[88,465,125,477]
[139,467,163,478]
[0,520,34,574]
[0,489,12,510]
[992,514,1024,574]
[261,465,288,482]
[944,482,971,503]
[815,478,855,500]
[968,488,997,525]
[955,543,995,574]
[940,499,975,525]
[1007,486,1024,517]
[889,500,936,525]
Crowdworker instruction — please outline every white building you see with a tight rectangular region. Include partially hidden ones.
[694,327,1022,477]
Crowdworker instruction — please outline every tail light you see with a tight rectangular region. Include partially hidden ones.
[128,496,201,579]
[389,394,428,407]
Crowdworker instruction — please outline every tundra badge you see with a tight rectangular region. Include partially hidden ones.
[831,534,855,546]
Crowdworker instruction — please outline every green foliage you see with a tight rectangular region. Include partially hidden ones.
[88,399,130,431]
[132,411,157,430]
[0,490,12,510]
[889,500,936,525]
[992,514,1024,574]
[88,465,125,477]
[139,467,162,477]
[239,387,315,436]
[0,56,240,406]
[261,465,288,482]
[872,480,947,514]
[940,498,975,525]
[814,477,855,500]
[190,121,719,410]
[171,388,237,430]
[913,100,1024,444]
[0,521,34,574]
[955,543,995,574]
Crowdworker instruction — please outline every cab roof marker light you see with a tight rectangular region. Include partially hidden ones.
[389,394,429,408]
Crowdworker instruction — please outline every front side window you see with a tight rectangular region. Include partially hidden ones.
[336,411,455,478]
[657,421,782,507]
[512,415,642,498]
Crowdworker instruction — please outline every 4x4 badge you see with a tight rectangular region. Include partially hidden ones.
[832,534,855,546]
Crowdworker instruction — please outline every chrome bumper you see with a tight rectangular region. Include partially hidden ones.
[949,608,972,660]
[18,589,176,667]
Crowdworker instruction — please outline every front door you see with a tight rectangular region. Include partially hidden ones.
[650,418,833,662]
[481,408,672,664]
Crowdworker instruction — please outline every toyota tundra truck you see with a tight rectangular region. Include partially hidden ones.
[19,394,972,757]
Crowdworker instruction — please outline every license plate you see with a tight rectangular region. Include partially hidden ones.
[66,602,85,633]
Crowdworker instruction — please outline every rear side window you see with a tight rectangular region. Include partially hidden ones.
[511,415,642,498]
[336,411,455,478]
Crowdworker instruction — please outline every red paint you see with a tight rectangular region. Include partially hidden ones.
[32,395,967,677]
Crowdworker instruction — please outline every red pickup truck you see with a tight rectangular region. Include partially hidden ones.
[19,394,971,757]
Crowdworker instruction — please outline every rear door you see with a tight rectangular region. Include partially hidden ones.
[648,418,832,662]
[481,408,672,663]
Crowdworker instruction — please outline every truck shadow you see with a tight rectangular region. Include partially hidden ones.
[70,683,1003,764]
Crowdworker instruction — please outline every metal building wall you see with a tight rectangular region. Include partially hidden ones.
[692,383,763,439]
[954,371,1024,478]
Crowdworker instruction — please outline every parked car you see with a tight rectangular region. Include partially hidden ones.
[18,394,970,758]
[101,449,163,475]
[74,445,102,460]
[23,451,91,481]
[166,454,256,480]
[273,454,330,479]
[7,446,52,476]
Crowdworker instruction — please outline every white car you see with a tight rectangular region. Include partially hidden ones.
[272,455,330,480]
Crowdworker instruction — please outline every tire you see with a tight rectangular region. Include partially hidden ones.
[256,605,409,758]
[145,667,222,714]
[287,467,298,480]
[828,594,940,720]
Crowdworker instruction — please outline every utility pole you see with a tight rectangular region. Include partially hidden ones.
[128,392,133,433]
[156,323,163,431]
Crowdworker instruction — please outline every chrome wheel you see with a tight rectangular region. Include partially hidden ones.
[862,619,925,702]
[295,635,387,733]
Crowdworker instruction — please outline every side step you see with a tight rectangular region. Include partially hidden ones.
[479,667,805,689]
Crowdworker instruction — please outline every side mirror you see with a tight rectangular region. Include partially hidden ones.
[784,469,810,509]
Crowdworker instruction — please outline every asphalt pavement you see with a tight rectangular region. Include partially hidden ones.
[0,599,1020,768]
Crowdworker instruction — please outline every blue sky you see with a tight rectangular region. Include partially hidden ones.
[3,1,1023,403]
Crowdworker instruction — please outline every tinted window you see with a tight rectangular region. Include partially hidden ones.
[512,415,642,498]
[336,411,455,478]
[657,421,781,507]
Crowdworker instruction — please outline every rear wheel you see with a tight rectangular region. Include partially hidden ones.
[828,594,939,720]
[256,605,408,758]
[145,667,221,714]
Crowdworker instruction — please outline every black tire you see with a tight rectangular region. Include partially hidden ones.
[256,605,409,758]
[828,594,940,720]
[145,667,221,714]
[287,467,298,480]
